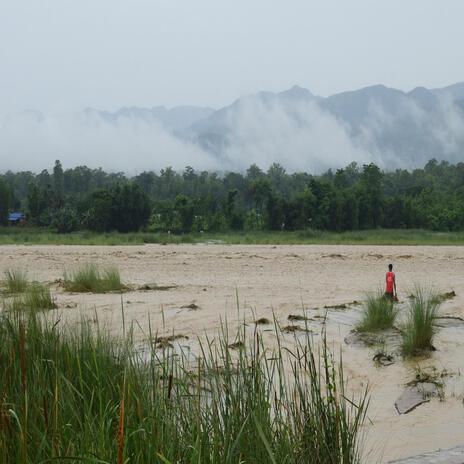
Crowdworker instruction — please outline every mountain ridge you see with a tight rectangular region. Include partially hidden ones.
[4,81,464,173]
[83,81,464,134]
[176,81,464,169]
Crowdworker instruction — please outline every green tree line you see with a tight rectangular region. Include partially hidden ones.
[1,159,463,233]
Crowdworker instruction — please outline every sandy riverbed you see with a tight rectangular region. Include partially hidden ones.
[1,243,464,463]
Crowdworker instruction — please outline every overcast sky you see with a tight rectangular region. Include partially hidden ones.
[1,0,463,113]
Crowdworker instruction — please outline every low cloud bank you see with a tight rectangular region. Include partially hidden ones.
[0,111,221,173]
[219,99,373,172]
[1,95,464,174]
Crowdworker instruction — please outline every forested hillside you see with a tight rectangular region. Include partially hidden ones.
[1,159,463,233]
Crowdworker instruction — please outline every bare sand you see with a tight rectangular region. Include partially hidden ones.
[1,243,464,463]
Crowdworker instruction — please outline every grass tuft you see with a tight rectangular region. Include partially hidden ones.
[401,287,440,356]
[3,283,56,312]
[64,263,124,293]
[3,295,27,312]
[4,268,28,293]
[102,266,123,291]
[24,283,57,310]
[356,292,398,332]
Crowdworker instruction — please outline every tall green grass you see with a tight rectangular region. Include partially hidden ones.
[64,263,124,292]
[24,283,56,310]
[2,294,27,312]
[3,283,56,312]
[3,268,28,293]
[0,308,368,463]
[356,292,398,332]
[401,287,441,356]
[1,227,464,245]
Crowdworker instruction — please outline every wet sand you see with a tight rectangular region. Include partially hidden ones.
[1,243,464,463]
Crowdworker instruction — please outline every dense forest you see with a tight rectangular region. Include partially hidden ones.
[0,159,463,233]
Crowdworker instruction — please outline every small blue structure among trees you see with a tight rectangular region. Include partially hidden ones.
[8,212,26,225]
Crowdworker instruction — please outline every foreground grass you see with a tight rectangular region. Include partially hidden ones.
[1,227,464,245]
[402,288,441,356]
[356,292,398,332]
[0,309,368,463]
[64,263,124,292]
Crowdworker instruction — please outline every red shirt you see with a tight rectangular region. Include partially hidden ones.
[386,271,395,293]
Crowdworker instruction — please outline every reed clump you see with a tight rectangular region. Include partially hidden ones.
[0,306,368,463]
[24,283,56,310]
[2,294,26,312]
[401,287,440,356]
[64,263,124,292]
[3,268,28,293]
[356,292,398,332]
[3,283,56,312]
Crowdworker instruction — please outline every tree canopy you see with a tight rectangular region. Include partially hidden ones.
[1,159,464,233]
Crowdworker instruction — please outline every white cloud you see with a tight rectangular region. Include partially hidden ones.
[0,111,221,173]
[219,98,372,172]
[1,93,464,175]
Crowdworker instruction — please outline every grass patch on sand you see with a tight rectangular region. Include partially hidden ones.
[64,263,124,293]
[24,283,56,310]
[0,307,368,463]
[356,293,398,333]
[3,268,29,293]
[401,287,441,356]
[3,283,56,312]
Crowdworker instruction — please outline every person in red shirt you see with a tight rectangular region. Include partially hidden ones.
[385,264,397,301]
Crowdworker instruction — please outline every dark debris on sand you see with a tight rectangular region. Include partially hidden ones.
[255,318,271,325]
[288,314,312,322]
[138,283,177,291]
[181,303,200,310]
[228,341,244,349]
[281,325,312,334]
[155,334,189,349]
[373,352,394,367]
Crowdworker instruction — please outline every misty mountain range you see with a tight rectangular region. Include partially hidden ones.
[2,82,464,173]
[86,82,464,168]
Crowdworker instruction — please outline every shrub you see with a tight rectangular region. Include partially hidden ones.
[356,292,398,332]
[51,207,80,233]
